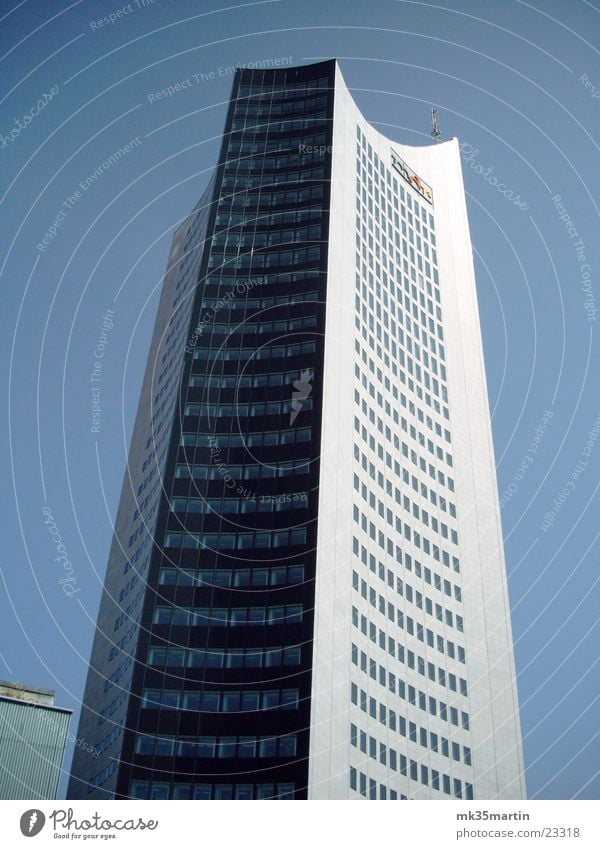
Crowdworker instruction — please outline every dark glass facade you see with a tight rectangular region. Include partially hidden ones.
[113,60,336,801]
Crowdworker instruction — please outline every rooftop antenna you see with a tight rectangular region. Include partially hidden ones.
[431,107,441,143]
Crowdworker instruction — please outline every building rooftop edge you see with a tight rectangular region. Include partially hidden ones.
[0,679,54,697]
[233,58,455,153]
[0,694,73,713]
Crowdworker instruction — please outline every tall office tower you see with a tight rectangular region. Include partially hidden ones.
[68,59,525,801]
[0,680,72,799]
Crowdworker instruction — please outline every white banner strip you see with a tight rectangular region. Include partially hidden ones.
[1,799,598,847]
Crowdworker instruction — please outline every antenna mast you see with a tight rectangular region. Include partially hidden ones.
[431,107,441,143]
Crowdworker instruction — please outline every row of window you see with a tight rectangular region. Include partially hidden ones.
[351,723,471,797]
[360,170,434,243]
[350,768,403,800]
[89,761,116,789]
[353,423,457,531]
[355,382,451,469]
[135,733,298,758]
[356,130,435,235]
[204,269,321,289]
[208,244,321,270]
[351,644,470,729]
[129,780,295,800]
[355,394,454,490]
[407,570,462,627]
[355,285,449,424]
[358,283,443,386]
[355,543,462,604]
[121,229,198,640]
[353,566,464,642]
[236,95,327,116]
[170,493,308,516]
[361,130,434,219]
[357,179,438,285]
[188,315,318,335]
[356,440,455,519]
[107,623,136,661]
[192,340,316,361]
[352,505,460,576]
[221,164,325,188]
[173,459,310,480]
[228,130,327,155]
[212,225,322,249]
[356,225,441,327]
[357,241,442,342]
[355,479,457,546]
[147,644,301,669]
[355,474,456,544]
[361,228,439,301]
[239,80,329,100]
[103,655,132,693]
[163,527,308,550]
[215,205,322,229]
[238,77,329,96]
[354,355,452,459]
[351,604,467,692]
[153,603,303,626]
[394,270,441,325]
[158,564,305,589]
[350,763,472,800]
[355,568,465,663]
[351,682,470,765]
[141,687,299,712]
[362,271,441,351]
[183,397,314,418]
[218,184,324,211]
[367,131,434,223]
[98,690,127,723]
[357,255,445,373]
[94,725,122,758]
[180,427,311,449]
[358,334,449,448]
[357,316,448,410]
[230,114,328,132]
[352,545,462,616]
[358,217,439,295]
[223,151,325,177]
[361,328,448,426]
[188,366,312,388]
[353,547,463,633]
[236,80,328,105]
[198,289,319,311]
[352,606,467,689]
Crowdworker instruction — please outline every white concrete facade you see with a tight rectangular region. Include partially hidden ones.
[308,63,525,800]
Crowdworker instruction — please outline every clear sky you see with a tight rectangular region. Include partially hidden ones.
[0,0,599,800]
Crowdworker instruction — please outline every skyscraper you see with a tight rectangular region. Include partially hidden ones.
[68,59,525,801]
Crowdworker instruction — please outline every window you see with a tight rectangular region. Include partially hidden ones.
[129,781,149,799]
[238,738,256,758]
[259,737,277,758]
[279,735,297,757]
[242,691,260,711]
[135,735,153,755]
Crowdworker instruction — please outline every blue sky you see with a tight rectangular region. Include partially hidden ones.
[0,0,599,800]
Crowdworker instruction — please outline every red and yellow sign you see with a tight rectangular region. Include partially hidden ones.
[391,150,433,205]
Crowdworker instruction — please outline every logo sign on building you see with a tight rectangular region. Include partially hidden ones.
[391,150,433,205]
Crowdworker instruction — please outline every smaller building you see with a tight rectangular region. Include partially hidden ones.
[0,680,72,799]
